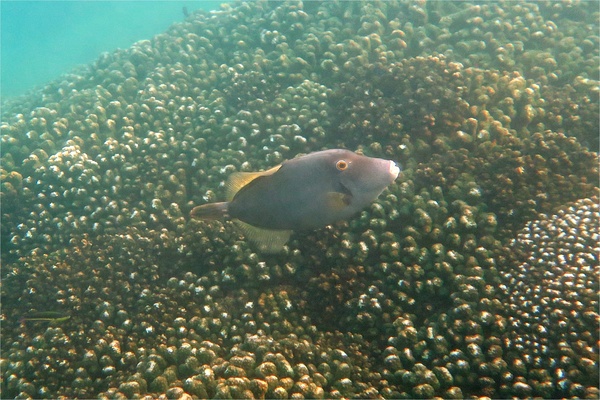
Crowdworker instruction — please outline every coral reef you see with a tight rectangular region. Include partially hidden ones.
[496,196,599,398]
[1,1,598,398]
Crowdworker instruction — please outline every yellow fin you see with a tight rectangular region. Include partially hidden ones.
[233,219,291,253]
[226,165,282,201]
[326,192,352,211]
[190,202,229,220]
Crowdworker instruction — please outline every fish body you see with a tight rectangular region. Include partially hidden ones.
[191,149,400,252]
[20,311,71,325]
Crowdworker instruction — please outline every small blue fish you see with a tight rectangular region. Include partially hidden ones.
[191,149,400,252]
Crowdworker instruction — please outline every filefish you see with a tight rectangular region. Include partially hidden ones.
[191,149,400,252]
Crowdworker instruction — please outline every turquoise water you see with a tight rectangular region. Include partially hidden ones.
[1,1,219,98]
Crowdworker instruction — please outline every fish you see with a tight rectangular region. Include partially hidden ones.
[191,149,400,253]
[19,311,71,325]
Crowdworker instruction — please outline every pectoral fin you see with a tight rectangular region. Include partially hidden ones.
[326,192,352,211]
[233,219,292,253]
[226,165,282,201]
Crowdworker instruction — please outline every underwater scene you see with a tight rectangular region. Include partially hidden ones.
[1,1,598,399]
[1,1,213,98]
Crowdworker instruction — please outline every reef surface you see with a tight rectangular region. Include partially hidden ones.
[1,1,598,398]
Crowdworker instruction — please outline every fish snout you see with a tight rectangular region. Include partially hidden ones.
[389,161,401,180]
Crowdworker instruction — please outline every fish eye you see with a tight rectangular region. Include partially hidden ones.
[336,160,348,171]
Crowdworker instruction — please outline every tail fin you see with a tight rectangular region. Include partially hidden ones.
[190,202,229,220]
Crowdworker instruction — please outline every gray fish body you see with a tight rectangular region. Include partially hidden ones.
[229,149,398,230]
[191,149,400,252]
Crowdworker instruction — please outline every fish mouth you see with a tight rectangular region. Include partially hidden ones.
[389,162,400,179]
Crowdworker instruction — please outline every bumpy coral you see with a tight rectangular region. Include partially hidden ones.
[497,196,599,398]
[1,1,598,398]
[1,228,380,399]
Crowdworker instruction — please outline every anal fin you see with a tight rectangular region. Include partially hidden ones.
[233,219,292,253]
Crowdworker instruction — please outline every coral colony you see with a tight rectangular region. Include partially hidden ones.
[1,1,598,398]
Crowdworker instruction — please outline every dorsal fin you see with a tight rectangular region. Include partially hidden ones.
[233,219,292,253]
[225,165,282,201]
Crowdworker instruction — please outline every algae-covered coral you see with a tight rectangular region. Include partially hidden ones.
[1,1,598,398]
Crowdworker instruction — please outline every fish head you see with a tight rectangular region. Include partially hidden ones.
[333,150,400,208]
